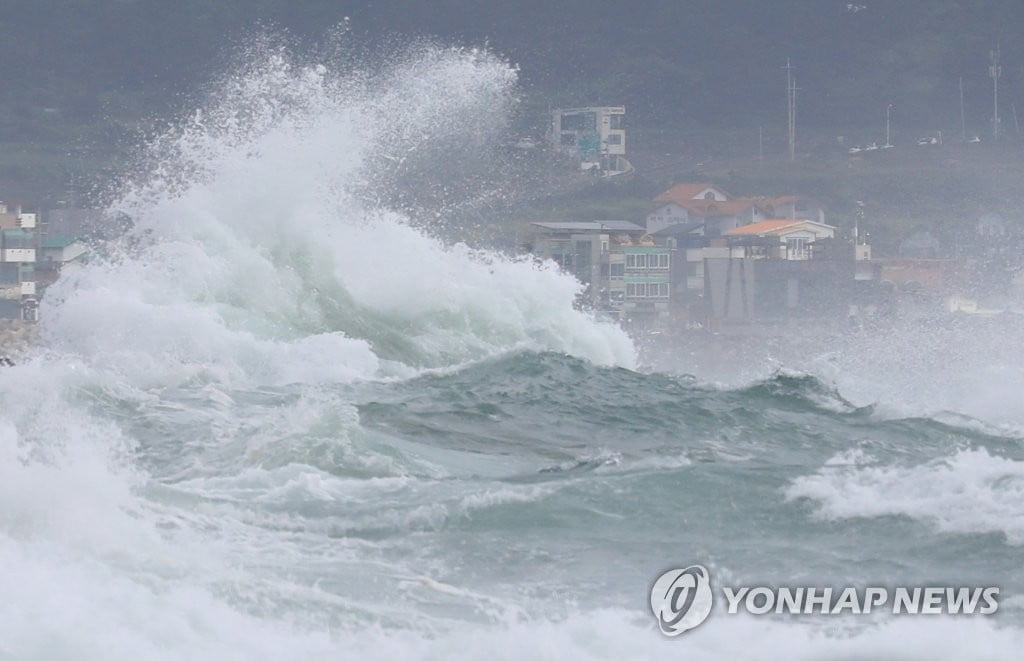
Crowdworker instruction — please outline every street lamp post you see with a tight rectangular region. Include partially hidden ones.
[990,44,1001,140]
[885,104,893,147]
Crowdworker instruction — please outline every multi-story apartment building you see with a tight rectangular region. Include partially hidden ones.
[522,220,673,324]
[0,202,38,320]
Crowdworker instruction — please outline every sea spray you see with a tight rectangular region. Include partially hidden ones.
[0,38,1021,661]
[40,41,635,380]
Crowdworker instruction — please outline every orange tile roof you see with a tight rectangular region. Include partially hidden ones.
[724,220,802,236]
[654,182,732,206]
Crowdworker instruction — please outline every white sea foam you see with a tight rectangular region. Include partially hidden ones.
[39,43,634,387]
[787,447,1024,543]
[2,570,1022,661]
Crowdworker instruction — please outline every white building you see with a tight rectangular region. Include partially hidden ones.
[523,220,674,320]
[645,183,732,233]
[724,219,837,260]
[551,106,630,175]
[0,228,36,320]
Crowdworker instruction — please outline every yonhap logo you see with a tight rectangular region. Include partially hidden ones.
[649,565,714,635]
[649,564,1000,637]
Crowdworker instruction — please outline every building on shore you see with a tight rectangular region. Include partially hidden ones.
[0,201,95,320]
[521,220,672,325]
[520,179,1008,335]
[642,183,843,326]
[723,219,837,260]
[550,106,632,176]
[702,237,864,327]
[521,181,931,333]
[0,202,38,320]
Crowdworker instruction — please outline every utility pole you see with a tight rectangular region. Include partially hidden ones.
[885,104,893,147]
[784,59,796,161]
[990,43,1001,140]
[959,76,966,142]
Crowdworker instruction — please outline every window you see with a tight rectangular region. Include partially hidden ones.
[2,230,35,249]
[0,264,17,284]
[626,283,636,296]
[652,253,669,268]
[626,254,636,268]
[786,237,809,259]
[659,283,670,297]
[634,254,646,268]
[608,114,624,129]
[610,263,624,277]
[606,134,622,145]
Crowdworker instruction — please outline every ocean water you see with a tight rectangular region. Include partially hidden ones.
[2,44,1023,660]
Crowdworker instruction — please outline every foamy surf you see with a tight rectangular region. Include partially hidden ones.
[1,38,1022,661]
[787,447,1024,544]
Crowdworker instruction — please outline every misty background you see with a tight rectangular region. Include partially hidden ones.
[1,0,1023,254]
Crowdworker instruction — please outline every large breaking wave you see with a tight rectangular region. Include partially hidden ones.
[40,41,634,386]
[2,37,1022,661]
